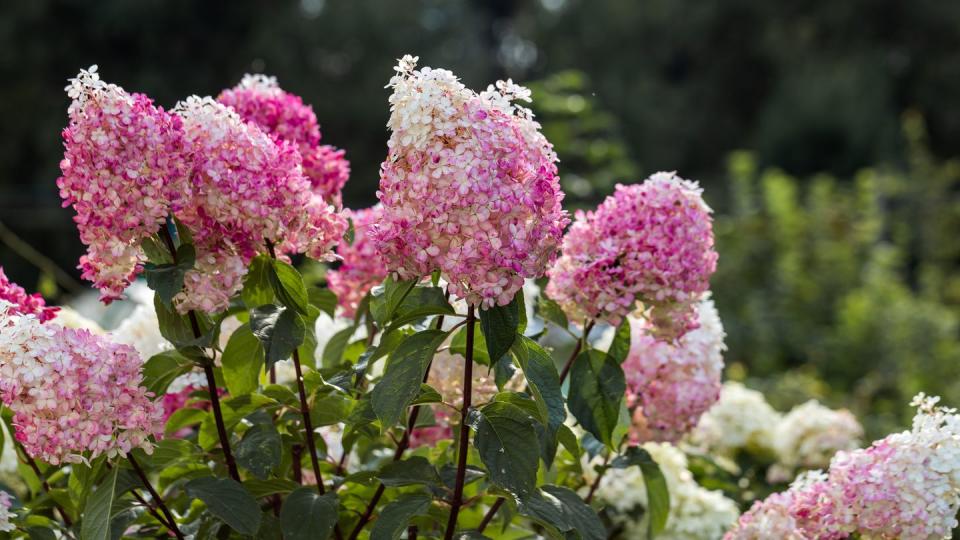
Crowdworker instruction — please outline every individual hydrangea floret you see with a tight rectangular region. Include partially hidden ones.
[725,394,960,539]
[622,295,725,442]
[546,172,717,340]
[375,55,569,309]
[327,206,389,317]
[0,301,164,465]
[217,74,350,203]
[0,267,58,322]
[688,381,781,457]
[58,66,190,301]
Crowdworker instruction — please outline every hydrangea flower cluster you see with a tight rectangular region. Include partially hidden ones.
[58,66,190,301]
[622,296,725,442]
[773,400,862,474]
[0,267,59,322]
[0,301,164,465]
[688,381,781,457]
[327,206,388,317]
[375,55,569,308]
[172,95,346,312]
[0,491,13,533]
[59,68,346,314]
[217,74,350,203]
[589,442,739,540]
[546,173,717,339]
[726,394,960,539]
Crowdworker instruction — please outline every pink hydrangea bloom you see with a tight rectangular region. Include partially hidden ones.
[0,267,58,322]
[172,96,346,313]
[546,172,717,339]
[726,394,960,539]
[623,295,725,443]
[0,301,164,465]
[327,206,388,317]
[375,55,569,309]
[58,66,190,301]
[217,74,350,203]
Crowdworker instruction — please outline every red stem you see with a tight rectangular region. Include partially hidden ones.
[443,305,476,540]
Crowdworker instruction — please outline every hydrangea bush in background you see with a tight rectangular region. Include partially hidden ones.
[0,56,956,540]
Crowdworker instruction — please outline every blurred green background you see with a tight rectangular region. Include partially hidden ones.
[1,0,958,435]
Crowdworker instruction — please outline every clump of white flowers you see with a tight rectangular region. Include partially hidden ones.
[771,400,862,478]
[589,443,740,540]
[688,381,781,456]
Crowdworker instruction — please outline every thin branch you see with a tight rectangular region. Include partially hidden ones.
[127,453,184,539]
[443,305,475,540]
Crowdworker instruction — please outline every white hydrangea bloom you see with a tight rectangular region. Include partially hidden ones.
[0,491,14,532]
[689,381,780,456]
[773,400,862,473]
[52,306,103,333]
[111,303,171,359]
[589,443,739,540]
[167,371,207,394]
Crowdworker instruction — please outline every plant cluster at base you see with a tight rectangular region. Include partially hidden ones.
[0,53,954,540]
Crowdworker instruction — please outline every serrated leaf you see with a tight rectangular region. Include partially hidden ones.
[280,488,338,540]
[80,466,118,540]
[244,478,300,498]
[537,297,568,329]
[410,384,442,405]
[371,330,446,428]
[612,446,670,536]
[321,325,356,368]
[243,256,275,308]
[221,324,264,396]
[186,477,262,535]
[473,401,540,498]
[568,350,625,448]
[518,485,605,540]
[250,305,306,367]
[384,286,455,332]
[270,259,309,314]
[308,287,338,318]
[479,295,521,363]
[199,393,276,450]
[512,336,566,467]
[607,318,631,364]
[144,243,195,306]
[370,277,416,326]
[377,456,441,487]
[370,493,431,540]
[141,350,193,395]
[451,323,490,365]
[150,439,201,468]
[236,423,281,479]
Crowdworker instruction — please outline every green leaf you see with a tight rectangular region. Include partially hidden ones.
[141,235,172,265]
[271,259,309,314]
[165,407,205,436]
[492,392,547,425]
[235,422,281,479]
[309,287,338,318]
[321,325,356,368]
[243,256,275,308]
[309,392,354,426]
[517,485,606,540]
[411,384,443,405]
[369,277,416,326]
[568,350,625,448]
[199,393,277,450]
[144,243,195,306]
[369,493,431,540]
[244,478,300,498]
[611,446,670,536]
[81,466,118,540]
[221,324,264,396]
[154,295,209,348]
[150,439,201,468]
[479,294,521,363]
[141,351,193,395]
[377,456,441,487]
[280,488,338,540]
[536,297,568,329]
[384,286,455,332]
[186,477,262,535]
[472,401,540,497]
[607,318,631,364]
[451,324,490,365]
[371,330,446,428]
[512,336,566,467]
[250,305,306,367]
